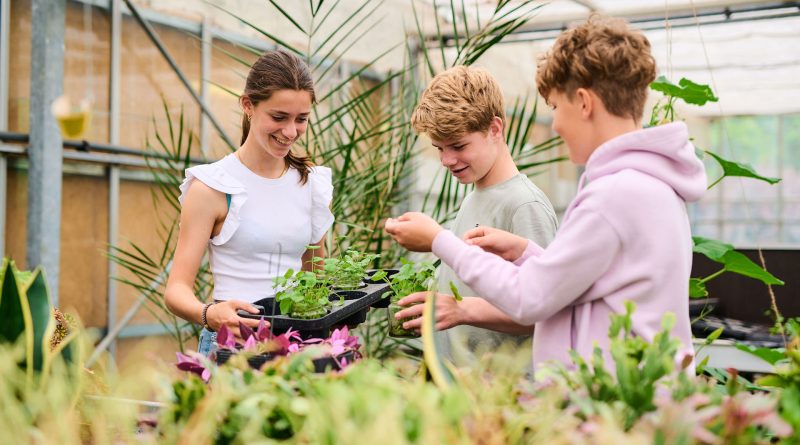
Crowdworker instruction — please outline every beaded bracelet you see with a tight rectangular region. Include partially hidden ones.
[201,302,216,331]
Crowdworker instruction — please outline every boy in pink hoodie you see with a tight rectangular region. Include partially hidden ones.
[385,14,707,370]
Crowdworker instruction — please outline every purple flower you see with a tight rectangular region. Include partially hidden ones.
[176,351,211,382]
[215,324,237,350]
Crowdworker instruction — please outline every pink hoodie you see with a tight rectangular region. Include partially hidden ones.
[432,122,707,370]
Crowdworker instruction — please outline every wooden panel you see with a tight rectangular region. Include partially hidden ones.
[5,168,28,268]
[63,1,112,143]
[115,179,176,326]
[116,334,196,371]
[208,38,255,158]
[119,17,202,152]
[7,0,31,133]
[59,173,109,327]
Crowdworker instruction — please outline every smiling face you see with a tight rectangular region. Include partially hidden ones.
[432,121,503,188]
[243,89,312,159]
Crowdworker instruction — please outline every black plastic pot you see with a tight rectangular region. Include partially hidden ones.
[214,347,358,372]
[237,271,395,339]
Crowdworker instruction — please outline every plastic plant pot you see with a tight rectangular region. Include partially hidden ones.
[387,302,420,338]
[214,347,358,373]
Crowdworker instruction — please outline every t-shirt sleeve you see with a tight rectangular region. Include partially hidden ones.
[510,201,558,248]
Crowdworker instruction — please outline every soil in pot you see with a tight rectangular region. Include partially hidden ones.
[387,302,420,338]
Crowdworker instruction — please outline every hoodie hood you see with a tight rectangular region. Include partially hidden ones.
[584,122,707,202]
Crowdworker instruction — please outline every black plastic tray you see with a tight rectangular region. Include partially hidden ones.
[215,348,358,372]
[237,269,398,339]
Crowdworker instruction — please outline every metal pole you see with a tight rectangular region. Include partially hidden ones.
[107,165,119,357]
[28,0,65,304]
[0,155,6,259]
[121,0,237,151]
[109,0,121,145]
[200,17,211,157]
[0,0,10,132]
[107,0,122,359]
[1,0,9,261]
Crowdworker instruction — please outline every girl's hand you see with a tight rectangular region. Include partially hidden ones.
[462,226,529,262]
[384,212,443,252]
[206,300,265,339]
[394,292,466,332]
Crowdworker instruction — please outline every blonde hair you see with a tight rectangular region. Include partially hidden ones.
[411,66,506,141]
[536,14,656,121]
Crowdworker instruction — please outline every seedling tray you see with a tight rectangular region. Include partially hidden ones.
[215,348,357,372]
[237,269,398,339]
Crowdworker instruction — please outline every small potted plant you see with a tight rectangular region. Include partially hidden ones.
[323,249,380,291]
[176,321,361,376]
[274,269,335,319]
[384,259,436,338]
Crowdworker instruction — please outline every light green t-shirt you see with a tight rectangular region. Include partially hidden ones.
[436,173,557,369]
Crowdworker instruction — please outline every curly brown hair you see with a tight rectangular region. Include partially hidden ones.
[411,66,506,141]
[536,14,656,121]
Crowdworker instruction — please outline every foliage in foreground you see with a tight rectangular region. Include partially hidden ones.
[3,266,800,444]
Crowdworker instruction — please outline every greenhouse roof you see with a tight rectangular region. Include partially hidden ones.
[424,0,800,116]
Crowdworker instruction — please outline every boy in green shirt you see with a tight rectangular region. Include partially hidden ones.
[392,66,558,367]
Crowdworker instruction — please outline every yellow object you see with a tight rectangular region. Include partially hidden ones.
[51,96,92,139]
[421,290,456,389]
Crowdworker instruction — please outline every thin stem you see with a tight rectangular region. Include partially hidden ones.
[698,268,725,284]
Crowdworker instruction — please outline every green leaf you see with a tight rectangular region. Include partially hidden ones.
[693,236,784,286]
[720,250,784,285]
[650,76,718,106]
[735,343,786,366]
[692,236,732,262]
[689,278,708,299]
[705,151,781,187]
[25,268,53,371]
[704,327,724,344]
[0,260,27,347]
[448,281,462,301]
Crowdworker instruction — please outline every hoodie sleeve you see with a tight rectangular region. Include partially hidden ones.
[432,204,621,325]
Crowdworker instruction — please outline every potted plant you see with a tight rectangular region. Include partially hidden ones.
[323,249,380,291]
[273,269,335,319]
[383,259,436,338]
[177,321,361,375]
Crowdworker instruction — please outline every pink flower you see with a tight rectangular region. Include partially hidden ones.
[215,324,237,349]
[176,351,211,382]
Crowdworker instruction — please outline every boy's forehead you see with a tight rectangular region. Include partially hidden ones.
[430,132,474,146]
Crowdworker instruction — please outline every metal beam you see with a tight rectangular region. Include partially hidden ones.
[0,0,10,132]
[427,1,800,45]
[28,0,65,304]
[109,0,121,145]
[0,155,6,259]
[107,165,119,357]
[200,16,211,157]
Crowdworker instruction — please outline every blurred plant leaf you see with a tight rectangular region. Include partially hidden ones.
[650,76,718,106]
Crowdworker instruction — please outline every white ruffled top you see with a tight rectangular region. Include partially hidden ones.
[179,154,334,302]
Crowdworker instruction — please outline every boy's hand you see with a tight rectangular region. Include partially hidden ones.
[384,212,443,252]
[463,226,529,261]
[395,292,466,331]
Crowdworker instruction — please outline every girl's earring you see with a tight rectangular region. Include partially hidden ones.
[247,114,252,121]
